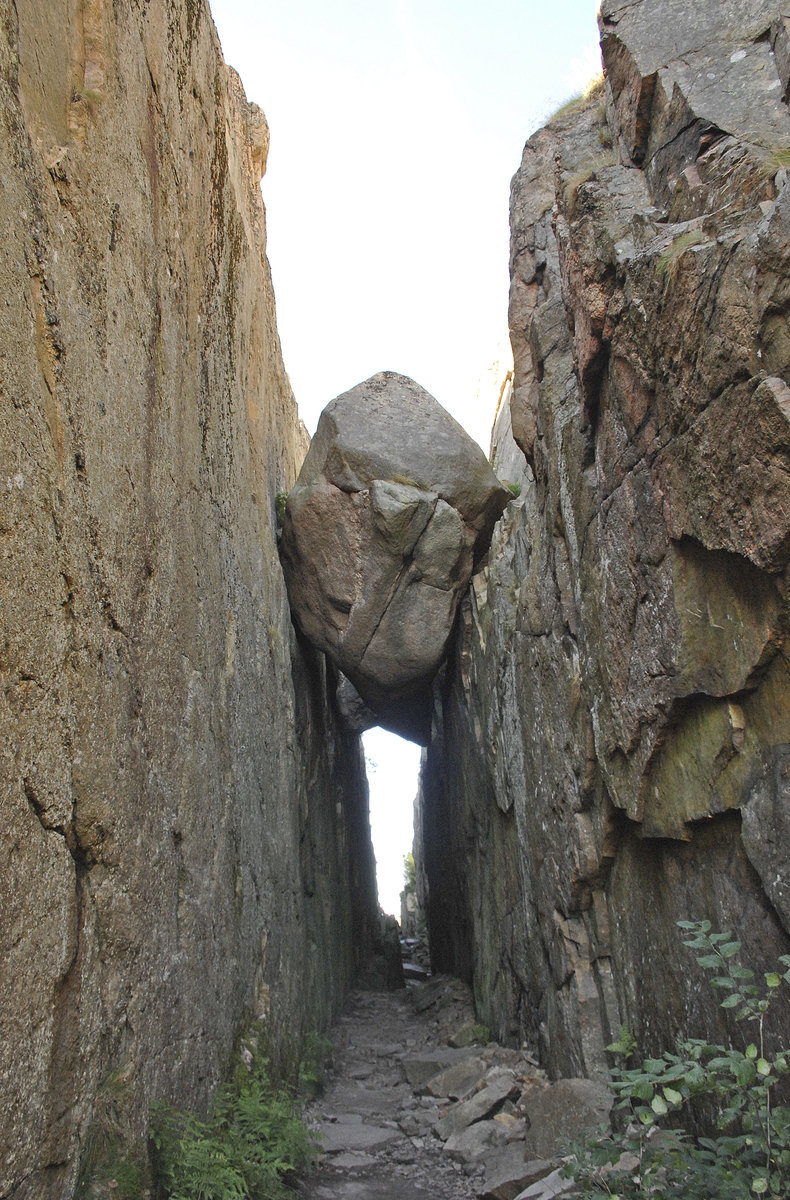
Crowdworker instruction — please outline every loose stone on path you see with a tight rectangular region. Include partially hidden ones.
[296,975,599,1199]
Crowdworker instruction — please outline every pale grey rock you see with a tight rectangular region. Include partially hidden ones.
[424,1056,488,1100]
[401,1047,480,1087]
[318,1121,404,1154]
[329,1152,379,1170]
[482,1149,555,1200]
[515,1167,578,1200]
[436,1072,518,1141]
[444,1119,509,1163]
[449,1021,480,1048]
[280,372,510,742]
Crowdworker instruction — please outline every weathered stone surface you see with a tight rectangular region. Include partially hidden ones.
[0,1,379,1195]
[280,372,510,742]
[522,1080,611,1160]
[418,0,790,1083]
[318,1120,404,1154]
[402,1046,480,1087]
[483,1150,555,1200]
[445,1118,509,1163]
[425,1056,488,1100]
[436,1071,518,1140]
[515,1167,578,1200]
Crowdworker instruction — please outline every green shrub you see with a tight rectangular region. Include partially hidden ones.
[565,920,790,1198]
[403,852,417,891]
[151,1023,317,1200]
[274,492,288,529]
[504,481,522,499]
[472,1024,491,1045]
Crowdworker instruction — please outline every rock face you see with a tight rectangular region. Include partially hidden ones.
[280,372,510,741]
[418,0,790,1075]
[0,0,379,1195]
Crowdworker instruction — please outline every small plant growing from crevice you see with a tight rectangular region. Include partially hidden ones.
[75,1065,147,1199]
[549,72,606,123]
[298,1031,335,1100]
[655,228,708,282]
[565,920,790,1199]
[563,151,618,213]
[472,1023,491,1045]
[151,1020,318,1200]
[758,147,790,176]
[274,491,288,530]
[504,481,522,499]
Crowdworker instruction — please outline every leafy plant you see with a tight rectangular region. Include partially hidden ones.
[151,1022,317,1200]
[403,852,417,891]
[565,921,790,1199]
[472,1024,491,1045]
[504,481,522,499]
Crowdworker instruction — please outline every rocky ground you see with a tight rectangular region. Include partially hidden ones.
[296,966,611,1200]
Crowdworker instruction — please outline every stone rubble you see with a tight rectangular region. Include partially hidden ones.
[298,972,611,1200]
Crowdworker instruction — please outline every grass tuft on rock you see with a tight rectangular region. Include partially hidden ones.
[655,229,708,282]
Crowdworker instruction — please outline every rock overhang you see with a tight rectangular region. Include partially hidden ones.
[280,371,512,743]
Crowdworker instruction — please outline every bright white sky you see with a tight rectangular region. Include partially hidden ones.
[210,0,601,916]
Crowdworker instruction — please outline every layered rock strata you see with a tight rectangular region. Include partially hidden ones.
[0,0,378,1195]
[419,0,790,1075]
[280,372,510,742]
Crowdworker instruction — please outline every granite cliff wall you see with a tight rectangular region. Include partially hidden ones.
[0,0,378,1195]
[420,0,790,1077]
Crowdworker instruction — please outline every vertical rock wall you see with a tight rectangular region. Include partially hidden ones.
[0,0,378,1195]
[420,0,790,1077]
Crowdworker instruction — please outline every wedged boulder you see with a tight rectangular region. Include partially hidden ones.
[280,372,511,742]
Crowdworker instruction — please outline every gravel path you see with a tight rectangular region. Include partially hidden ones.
[298,986,482,1199]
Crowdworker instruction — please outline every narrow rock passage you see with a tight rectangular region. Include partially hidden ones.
[295,976,582,1200]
